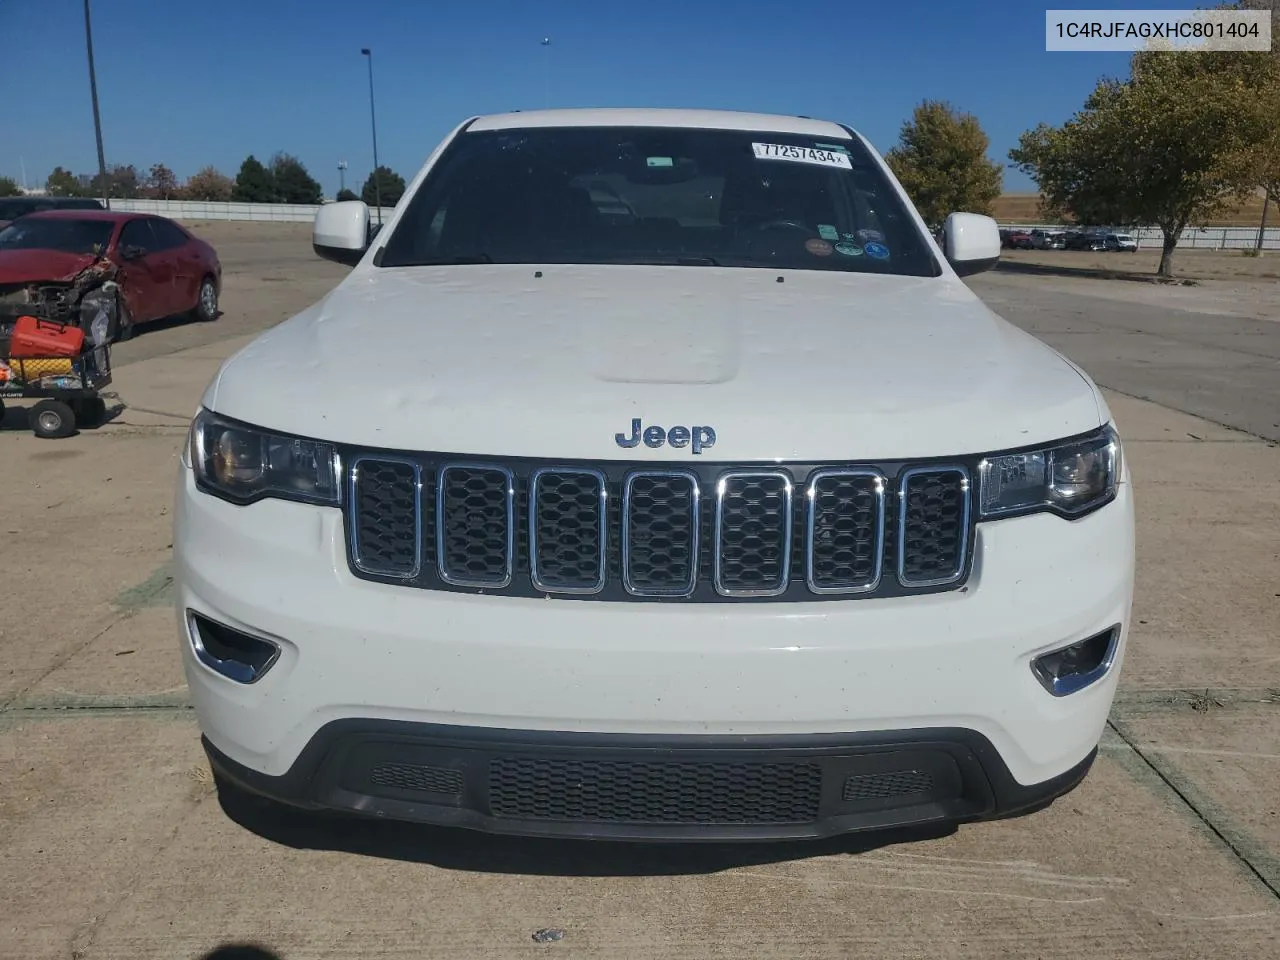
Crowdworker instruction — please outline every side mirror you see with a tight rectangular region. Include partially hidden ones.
[119,244,145,261]
[941,212,1001,277]
[313,200,372,266]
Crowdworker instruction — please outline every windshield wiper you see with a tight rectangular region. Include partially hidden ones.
[595,255,722,267]
[412,253,494,265]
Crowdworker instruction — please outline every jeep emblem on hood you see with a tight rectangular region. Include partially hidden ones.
[615,419,716,455]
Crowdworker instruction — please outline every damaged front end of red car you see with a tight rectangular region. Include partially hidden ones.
[0,258,123,350]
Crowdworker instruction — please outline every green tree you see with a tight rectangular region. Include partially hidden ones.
[1011,21,1277,277]
[361,166,406,207]
[144,163,179,199]
[88,163,140,200]
[182,166,234,201]
[46,167,85,196]
[0,176,21,197]
[270,152,323,204]
[232,155,278,202]
[884,101,1003,228]
[335,187,358,201]
[1238,0,1280,247]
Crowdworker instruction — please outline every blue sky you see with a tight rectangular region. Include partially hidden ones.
[2,0,1157,195]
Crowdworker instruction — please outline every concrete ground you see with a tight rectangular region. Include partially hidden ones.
[2,222,1277,959]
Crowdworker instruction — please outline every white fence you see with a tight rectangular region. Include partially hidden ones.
[1000,222,1280,252]
[103,198,1279,250]
[106,198,395,223]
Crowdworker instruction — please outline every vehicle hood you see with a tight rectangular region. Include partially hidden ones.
[208,264,1103,461]
[0,250,100,285]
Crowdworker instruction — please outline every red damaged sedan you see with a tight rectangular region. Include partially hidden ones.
[0,210,222,342]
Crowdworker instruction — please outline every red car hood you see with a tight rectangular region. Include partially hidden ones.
[0,250,102,284]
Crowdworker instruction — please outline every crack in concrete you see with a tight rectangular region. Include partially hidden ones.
[1107,718,1280,902]
[1092,383,1279,444]
[3,685,1272,719]
[114,405,193,422]
[5,691,1277,906]
[0,614,131,714]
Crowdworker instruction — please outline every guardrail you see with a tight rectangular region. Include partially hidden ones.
[106,198,395,223]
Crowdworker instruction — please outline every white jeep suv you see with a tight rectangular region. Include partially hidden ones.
[174,109,1134,841]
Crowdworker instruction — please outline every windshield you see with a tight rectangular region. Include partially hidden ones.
[379,126,941,277]
[0,218,114,255]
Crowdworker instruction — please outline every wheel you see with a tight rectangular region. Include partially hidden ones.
[73,396,107,427]
[31,399,77,439]
[192,275,219,322]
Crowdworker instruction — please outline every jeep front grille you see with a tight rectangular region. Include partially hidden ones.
[344,454,972,603]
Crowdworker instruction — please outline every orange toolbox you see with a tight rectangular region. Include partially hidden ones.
[8,315,86,358]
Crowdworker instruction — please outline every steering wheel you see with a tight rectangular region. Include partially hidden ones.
[755,219,812,233]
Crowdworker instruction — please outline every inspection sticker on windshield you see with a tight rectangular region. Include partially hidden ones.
[752,143,852,169]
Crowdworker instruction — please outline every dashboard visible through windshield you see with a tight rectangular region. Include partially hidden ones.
[378,126,941,277]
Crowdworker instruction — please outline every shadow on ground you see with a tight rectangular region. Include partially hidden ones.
[0,398,126,434]
[131,308,222,339]
[994,259,1195,285]
[198,948,283,960]
[215,784,957,876]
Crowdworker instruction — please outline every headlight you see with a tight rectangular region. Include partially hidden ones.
[189,408,339,506]
[979,425,1120,519]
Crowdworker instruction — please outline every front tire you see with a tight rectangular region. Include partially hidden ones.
[193,276,219,322]
[31,399,77,439]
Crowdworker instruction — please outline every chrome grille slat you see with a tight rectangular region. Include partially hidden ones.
[529,467,607,594]
[713,471,793,598]
[897,466,970,587]
[436,463,515,588]
[621,471,700,597]
[805,469,885,595]
[344,457,974,601]
[348,457,422,579]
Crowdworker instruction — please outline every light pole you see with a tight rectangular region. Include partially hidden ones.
[541,37,551,108]
[83,0,109,208]
[360,48,382,225]
[338,160,348,198]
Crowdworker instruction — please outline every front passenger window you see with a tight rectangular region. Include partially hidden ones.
[119,220,156,254]
[150,220,188,251]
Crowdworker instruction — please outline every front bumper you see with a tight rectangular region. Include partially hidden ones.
[205,721,1096,841]
[174,463,1134,836]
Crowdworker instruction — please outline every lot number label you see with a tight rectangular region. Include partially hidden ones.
[751,143,852,169]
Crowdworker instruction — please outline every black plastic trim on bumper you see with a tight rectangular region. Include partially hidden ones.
[203,721,1097,842]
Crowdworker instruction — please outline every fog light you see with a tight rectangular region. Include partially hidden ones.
[186,611,281,684]
[1032,625,1119,697]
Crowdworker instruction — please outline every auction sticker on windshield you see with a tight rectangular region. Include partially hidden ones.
[752,143,852,169]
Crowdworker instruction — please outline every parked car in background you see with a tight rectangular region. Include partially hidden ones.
[1064,231,1108,252]
[0,196,104,231]
[1030,229,1066,250]
[0,210,221,342]
[1003,230,1034,249]
[1104,233,1138,252]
